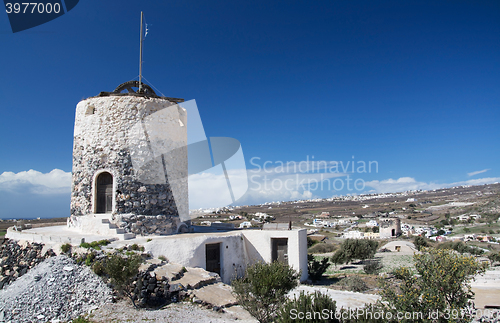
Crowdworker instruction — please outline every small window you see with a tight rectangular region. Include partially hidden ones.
[85,105,96,115]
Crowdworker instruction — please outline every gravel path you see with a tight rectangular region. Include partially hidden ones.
[0,255,112,323]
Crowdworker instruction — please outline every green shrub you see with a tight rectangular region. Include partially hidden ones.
[488,252,500,264]
[80,242,91,249]
[308,243,336,254]
[340,276,368,292]
[130,243,140,250]
[92,260,105,276]
[61,243,71,254]
[413,236,429,251]
[232,261,301,323]
[307,237,319,248]
[104,253,143,307]
[379,248,489,322]
[363,259,383,275]
[147,238,152,242]
[85,252,96,266]
[277,291,339,323]
[158,255,167,261]
[437,241,484,255]
[71,316,96,323]
[331,239,378,265]
[80,240,109,250]
[307,255,330,281]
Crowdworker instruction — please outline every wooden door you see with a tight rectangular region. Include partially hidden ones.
[272,238,288,264]
[206,243,221,275]
[96,172,113,214]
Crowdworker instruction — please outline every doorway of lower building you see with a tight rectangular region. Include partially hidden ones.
[206,243,221,276]
[272,238,288,264]
[96,172,113,214]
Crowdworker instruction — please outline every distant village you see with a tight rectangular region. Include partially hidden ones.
[190,183,500,247]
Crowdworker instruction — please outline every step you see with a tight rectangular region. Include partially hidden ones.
[117,233,136,240]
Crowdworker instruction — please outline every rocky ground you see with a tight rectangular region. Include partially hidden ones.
[0,255,112,323]
[88,300,257,323]
[0,239,56,289]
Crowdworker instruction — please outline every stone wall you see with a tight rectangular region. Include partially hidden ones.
[118,214,180,236]
[69,95,188,235]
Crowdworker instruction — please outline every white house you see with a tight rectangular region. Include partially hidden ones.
[366,220,378,227]
[239,221,252,228]
[343,230,364,239]
[254,212,274,220]
[145,229,308,283]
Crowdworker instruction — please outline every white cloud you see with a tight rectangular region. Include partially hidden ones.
[0,169,71,195]
[467,169,490,177]
[364,176,500,194]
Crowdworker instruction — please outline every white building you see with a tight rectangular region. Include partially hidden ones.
[343,230,364,239]
[254,212,273,220]
[366,220,378,227]
[145,229,308,283]
[239,221,252,228]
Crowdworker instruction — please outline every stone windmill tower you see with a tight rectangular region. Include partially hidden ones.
[68,13,188,239]
[67,81,188,239]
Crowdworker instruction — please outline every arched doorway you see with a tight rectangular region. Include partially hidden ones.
[96,172,113,213]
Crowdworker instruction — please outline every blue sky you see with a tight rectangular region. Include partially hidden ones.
[0,1,499,218]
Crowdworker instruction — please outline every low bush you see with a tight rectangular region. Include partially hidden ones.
[307,237,319,248]
[232,261,301,323]
[79,239,110,250]
[104,253,143,307]
[340,276,368,292]
[413,236,429,251]
[277,291,339,323]
[92,260,105,276]
[363,259,383,275]
[71,316,96,323]
[61,243,71,254]
[488,252,500,265]
[85,252,96,266]
[308,243,336,254]
[437,241,484,255]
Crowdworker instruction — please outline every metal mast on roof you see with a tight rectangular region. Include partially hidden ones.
[139,11,144,93]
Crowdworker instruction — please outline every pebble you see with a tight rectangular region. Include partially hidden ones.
[0,255,112,323]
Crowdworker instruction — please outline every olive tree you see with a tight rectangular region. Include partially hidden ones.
[232,261,301,323]
[104,253,143,308]
[379,248,488,322]
[331,239,378,265]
